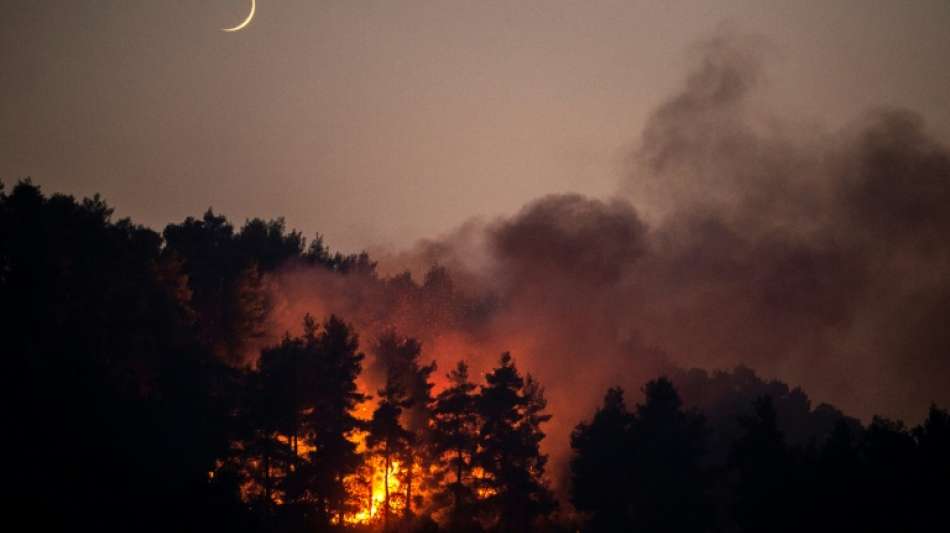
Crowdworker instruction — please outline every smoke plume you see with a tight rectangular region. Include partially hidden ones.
[263,30,950,493]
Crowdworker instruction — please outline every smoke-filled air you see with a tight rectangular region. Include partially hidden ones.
[4,6,949,533]
[266,29,950,488]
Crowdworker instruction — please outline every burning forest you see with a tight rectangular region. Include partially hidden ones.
[4,8,950,533]
[6,163,949,531]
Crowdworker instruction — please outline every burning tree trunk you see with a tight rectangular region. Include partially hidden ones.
[432,361,479,521]
[367,363,414,529]
[367,468,374,520]
[455,446,464,512]
[405,459,413,519]
[383,449,391,528]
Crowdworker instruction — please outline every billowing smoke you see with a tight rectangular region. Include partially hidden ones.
[263,30,950,494]
[621,30,950,420]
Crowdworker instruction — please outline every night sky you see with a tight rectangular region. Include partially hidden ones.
[6,4,950,529]
[4,1,949,251]
[4,0,950,440]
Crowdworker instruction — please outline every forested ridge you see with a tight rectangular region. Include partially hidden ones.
[3,180,947,533]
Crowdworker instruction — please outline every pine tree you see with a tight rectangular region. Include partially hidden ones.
[476,353,556,532]
[432,361,481,526]
[367,366,414,531]
[913,405,950,531]
[253,331,306,509]
[373,330,437,518]
[626,378,710,532]
[729,396,792,533]
[305,315,367,526]
[570,387,633,532]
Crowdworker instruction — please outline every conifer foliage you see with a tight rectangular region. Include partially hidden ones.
[5,182,948,533]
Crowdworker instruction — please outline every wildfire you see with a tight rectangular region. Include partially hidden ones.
[346,456,405,524]
[345,392,410,525]
[472,466,497,499]
[224,372,486,525]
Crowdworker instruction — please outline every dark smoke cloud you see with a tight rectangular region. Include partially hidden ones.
[492,194,646,287]
[622,31,950,420]
[263,30,950,493]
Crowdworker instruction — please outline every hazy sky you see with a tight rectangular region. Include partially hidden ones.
[3,0,949,252]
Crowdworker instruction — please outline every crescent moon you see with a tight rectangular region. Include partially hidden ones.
[222,0,255,32]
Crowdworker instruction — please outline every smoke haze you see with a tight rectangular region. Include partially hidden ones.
[261,31,950,489]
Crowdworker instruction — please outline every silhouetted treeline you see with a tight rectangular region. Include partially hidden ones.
[3,181,947,532]
[571,379,950,532]
[2,180,556,532]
